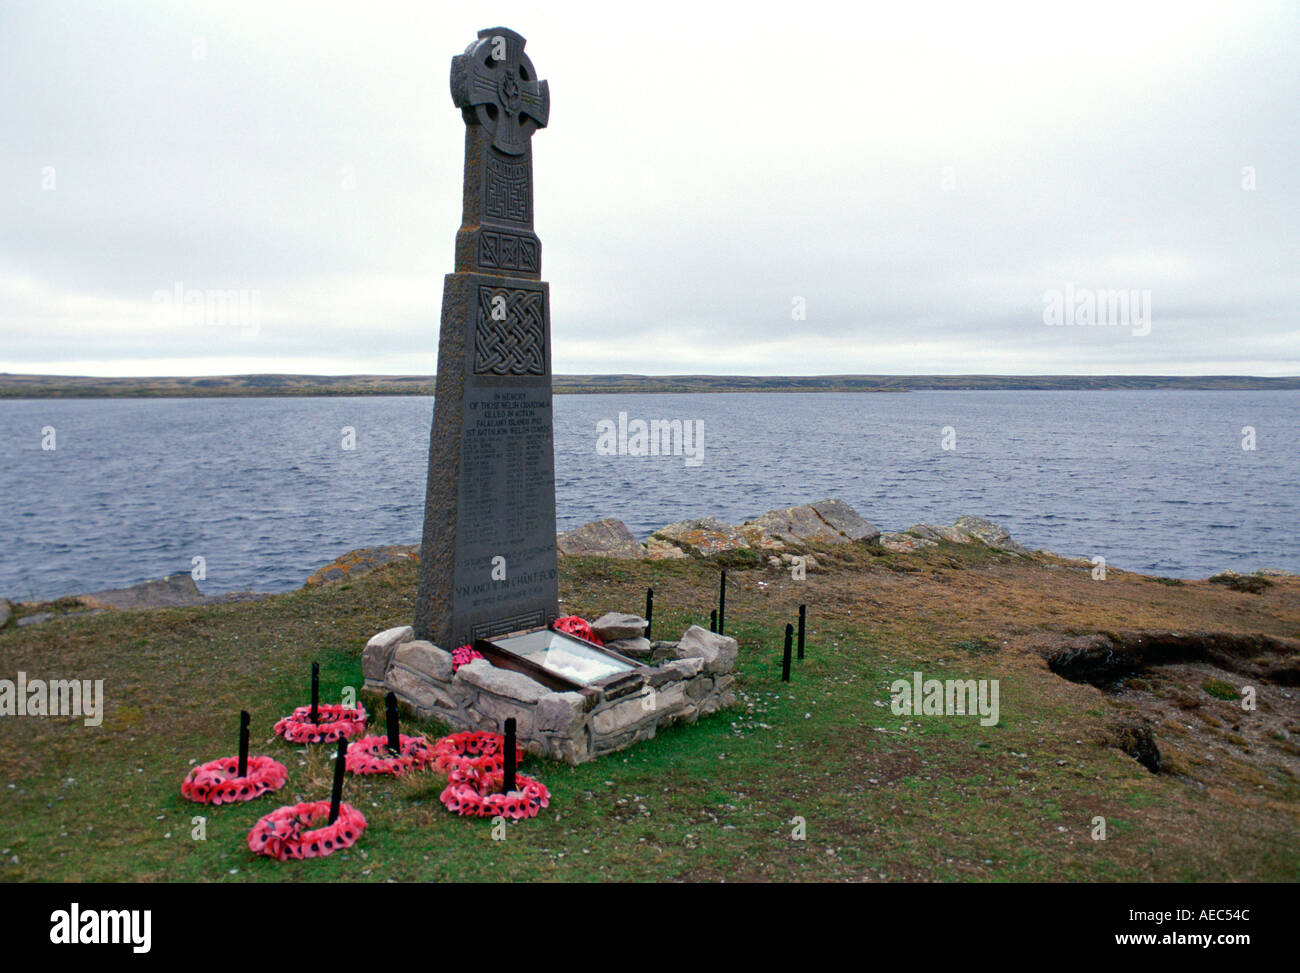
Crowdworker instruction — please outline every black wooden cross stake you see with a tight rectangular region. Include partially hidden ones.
[310,661,320,724]
[718,571,727,635]
[328,733,347,824]
[782,624,793,682]
[503,717,517,793]
[645,587,654,640]
[709,609,717,633]
[798,604,807,660]
[237,710,250,778]
[385,692,400,755]
[382,686,397,754]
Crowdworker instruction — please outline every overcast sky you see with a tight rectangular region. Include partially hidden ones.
[1,0,1296,377]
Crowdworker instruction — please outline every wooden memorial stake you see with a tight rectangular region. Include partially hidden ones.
[645,587,654,640]
[385,691,400,754]
[503,717,518,793]
[328,733,347,824]
[310,661,320,724]
[782,624,793,682]
[237,710,250,778]
[718,571,726,635]
[798,603,806,660]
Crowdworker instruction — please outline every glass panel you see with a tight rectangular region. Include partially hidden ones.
[490,629,635,685]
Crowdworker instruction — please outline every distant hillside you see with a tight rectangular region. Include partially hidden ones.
[0,372,1297,398]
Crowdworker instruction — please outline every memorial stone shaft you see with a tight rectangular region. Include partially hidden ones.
[413,27,558,648]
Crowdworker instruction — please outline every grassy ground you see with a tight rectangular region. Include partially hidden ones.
[1,543,1297,882]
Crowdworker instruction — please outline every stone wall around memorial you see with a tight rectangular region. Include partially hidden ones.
[360,622,737,765]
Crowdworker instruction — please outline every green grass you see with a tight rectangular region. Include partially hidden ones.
[0,553,1296,882]
[1201,678,1239,702]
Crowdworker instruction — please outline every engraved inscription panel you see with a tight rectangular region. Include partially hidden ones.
[474,286,546,375]
[452,383,558,645]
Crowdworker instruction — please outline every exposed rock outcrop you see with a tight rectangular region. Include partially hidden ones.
[79,574,210,610]
[645,536,689,559]
[743,499,880,547]
[305,545,417,586]
[556,518,644,558]
[953,516,1028,553]
[879,532,938,553]
[907,523,973,543]
[1209,570,1274,594]
[652,517,749,557]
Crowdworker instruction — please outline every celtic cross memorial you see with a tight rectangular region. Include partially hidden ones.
[413,27,558,648]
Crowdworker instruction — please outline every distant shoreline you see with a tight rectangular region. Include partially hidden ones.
[2,373,1298,398]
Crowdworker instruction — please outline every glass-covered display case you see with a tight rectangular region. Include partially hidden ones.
[489,628,635,684]
[473,626,643,696]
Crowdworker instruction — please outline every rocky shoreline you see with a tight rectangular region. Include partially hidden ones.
[3,498,1293,627]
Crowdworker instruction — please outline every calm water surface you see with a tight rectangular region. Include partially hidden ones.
[1,391,1295,601]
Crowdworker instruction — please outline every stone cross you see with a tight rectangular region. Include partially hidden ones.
[413,27,559,650]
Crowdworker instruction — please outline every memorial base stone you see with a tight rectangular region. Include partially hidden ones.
[361,620,737,765]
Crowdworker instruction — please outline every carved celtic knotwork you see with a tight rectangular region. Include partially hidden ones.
[474,286,546,375]
[478,231,538,273]
[450,27,549,155]
[484,154,531,224]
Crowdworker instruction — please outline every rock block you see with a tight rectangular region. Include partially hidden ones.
[652,517,748,557]
[455,658,550,703]
[591,612,648,641]
[810,499,880,541]
[393,639,453,682]
[604,636,652,658]
[645,537,690,559]
[674,625,738,674]
[536,691,587,734]
[363,625,415,680]
[557,518,644,558]
[908,523,972,543]
[386,664,457,712]
[879,532,938,553]
[590,694,657,738]
[954,516,1028,553]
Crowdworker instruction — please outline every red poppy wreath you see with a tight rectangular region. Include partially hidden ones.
[247,800,367,861]
[345,733,437,776]
[273,703,368,744]
[432,730,524,776]
[553,615,603,645]
[451,645,484,672]
[439,766,550,820]
[181,755,288,805]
